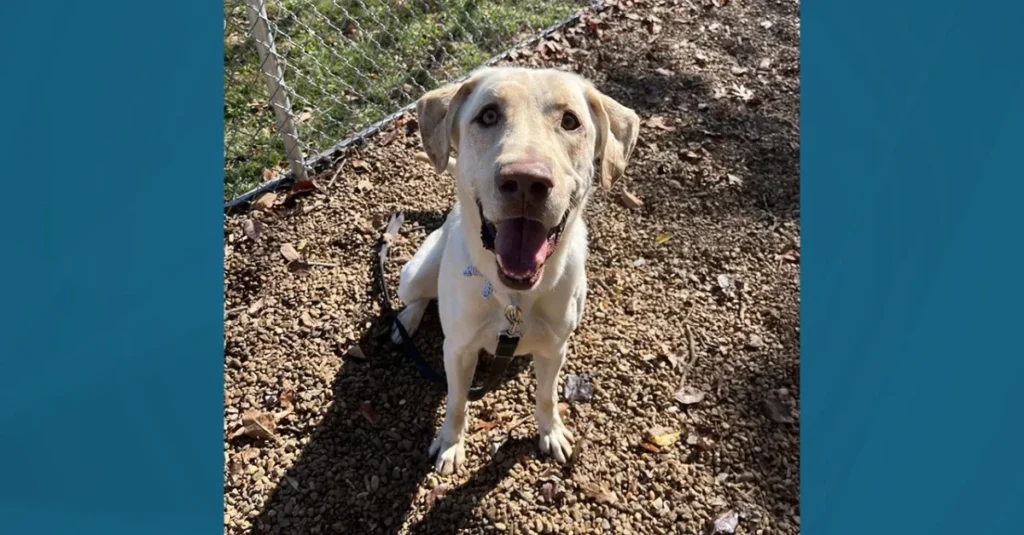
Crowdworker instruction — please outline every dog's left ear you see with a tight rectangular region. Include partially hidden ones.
[416,77,481,175]
[586,87,640,191]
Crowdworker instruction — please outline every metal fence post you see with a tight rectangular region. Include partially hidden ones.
[244,0,309,182]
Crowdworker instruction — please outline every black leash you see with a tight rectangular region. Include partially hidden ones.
[377,213,519,401]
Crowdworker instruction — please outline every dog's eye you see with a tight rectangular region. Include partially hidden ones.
[476,106,500,127]
[560,111,581,131]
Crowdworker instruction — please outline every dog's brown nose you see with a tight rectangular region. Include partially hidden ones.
[497,160,554,204]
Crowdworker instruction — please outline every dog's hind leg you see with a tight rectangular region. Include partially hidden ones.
[391,223,447,344]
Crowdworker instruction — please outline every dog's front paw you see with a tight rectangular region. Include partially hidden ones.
[428,432,466,475]
[538,420,574,464]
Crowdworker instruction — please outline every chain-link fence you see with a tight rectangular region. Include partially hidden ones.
[224,0,594,202]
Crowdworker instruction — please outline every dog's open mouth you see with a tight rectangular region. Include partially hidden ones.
[479,203,569,291]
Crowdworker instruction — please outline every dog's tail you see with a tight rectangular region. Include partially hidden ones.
[414,151,457,175]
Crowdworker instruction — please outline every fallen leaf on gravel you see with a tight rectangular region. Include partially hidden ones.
[253,192,277,211]
[296,239,307,251]
[345,345,367,360]
[581,482,617,504]
[727,173,744,186]
[674,385,706,405]
[760,20,774,29]
[730,83,755,102]
[234,411,276,441]
[359,401,381,425]
[289,180,319,195]
[762,397,794,424]
[242,219,263,241]
[645,115,676,131]
[646,426,681,448]
[541,481,555,503]
[717,274,735,292]
[262,168,276,182]
[473,420,498,433]
[640,442,661,454]
[563,374,594,402]
[759,57,772,70]
[278,387,295,419]
[656,233,672,245]
[247,298,264,315]
[620,190,643,209]
[746,333,764,349]
[351,159,369,171]
[709,510,740,534]
[280,243,301,262]
[300,311,318,328]
[356,179,373,192]
[425,484,448,508]
[287,260,311,274]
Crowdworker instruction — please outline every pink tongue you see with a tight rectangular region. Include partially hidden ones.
[494,218,551,277]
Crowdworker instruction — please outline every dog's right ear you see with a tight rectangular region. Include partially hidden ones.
[416,78,480,175]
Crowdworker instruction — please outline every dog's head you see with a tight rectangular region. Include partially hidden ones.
[417,67,639,292]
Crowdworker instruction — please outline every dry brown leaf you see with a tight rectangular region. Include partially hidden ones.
[359,402,381,425]
[646,426,681,448]
[711,510,740,534]
[287,260,311,275]
[345,345,367,360]
[262,168,276,182]
[253,192,278,211]
[234,411,276,441]
[620,190,643,209]
[640,442,661,454]
[581,482,617,504]
[278,387,296,419]
[425,484,448,509]
[541,481,555,503]
[674,385,706,405]
[242,219,263,241]
[280,243,301,262]
[351,159,369,171]
[300,311,319,328]
[247,298,264,315]
[289,180,320,195]
[646,116,676,131]
[473,420,498,433]
[762,397,794,424]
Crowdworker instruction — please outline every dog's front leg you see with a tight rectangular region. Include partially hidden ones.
[429,340,477,475]
[534,344,574,463]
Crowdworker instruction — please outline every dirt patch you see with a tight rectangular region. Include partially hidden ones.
[223,0,800,533]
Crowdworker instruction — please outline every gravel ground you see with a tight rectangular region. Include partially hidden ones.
[223,1,800,534]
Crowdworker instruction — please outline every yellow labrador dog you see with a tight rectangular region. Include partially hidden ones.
[394,67,639,474]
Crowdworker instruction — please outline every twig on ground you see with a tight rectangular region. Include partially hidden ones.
[327,157,346,188]
[681,324,699,387]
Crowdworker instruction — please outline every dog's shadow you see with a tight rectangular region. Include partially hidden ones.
[246,210,535,534]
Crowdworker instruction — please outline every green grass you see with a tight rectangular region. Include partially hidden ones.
[224,0,585,200]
